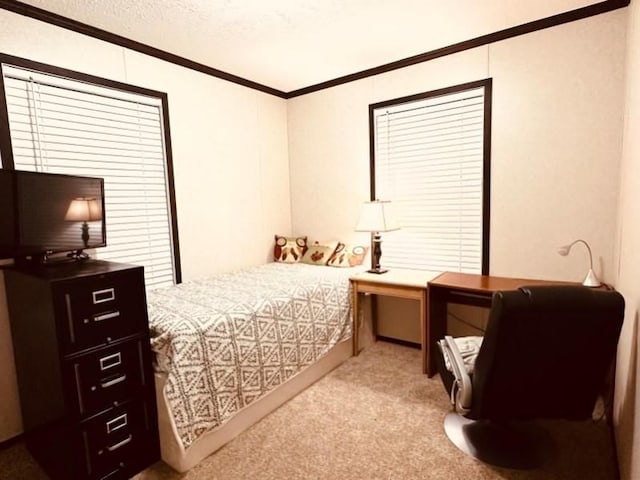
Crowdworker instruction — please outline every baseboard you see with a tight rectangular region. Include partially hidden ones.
[376,335,421,350]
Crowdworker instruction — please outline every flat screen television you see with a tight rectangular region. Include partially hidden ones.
[0,169,106,261]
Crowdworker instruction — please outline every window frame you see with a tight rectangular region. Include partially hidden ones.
[368,78,492,275]
[0,53,182,283]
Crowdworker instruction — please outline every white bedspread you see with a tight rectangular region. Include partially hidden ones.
[147,263,355,448]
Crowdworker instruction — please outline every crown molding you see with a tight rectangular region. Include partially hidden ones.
[0,0,287,98]
[0,0,630,99]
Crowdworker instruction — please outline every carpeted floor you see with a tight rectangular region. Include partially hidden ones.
[0,341,618,479]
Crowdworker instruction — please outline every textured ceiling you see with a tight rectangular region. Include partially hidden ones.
[16,0,598,92]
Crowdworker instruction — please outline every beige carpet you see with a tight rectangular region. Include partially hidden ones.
[0,341,617,479]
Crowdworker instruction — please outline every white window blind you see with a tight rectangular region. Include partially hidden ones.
[373,85,487,273]
[2,64,176,289]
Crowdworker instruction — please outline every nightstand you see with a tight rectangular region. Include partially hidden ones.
[350,269,441,374]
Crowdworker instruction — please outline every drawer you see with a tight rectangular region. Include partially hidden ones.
[80,399,156,480]
[67,339,150,416]
[55,270,148,352]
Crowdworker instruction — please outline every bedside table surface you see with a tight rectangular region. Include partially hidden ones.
[350,268,442,288]
[350,268,441,374]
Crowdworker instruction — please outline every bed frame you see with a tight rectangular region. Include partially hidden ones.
[154,338,353,472]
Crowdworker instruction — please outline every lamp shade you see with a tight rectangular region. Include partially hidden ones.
[355,200,400,232]
[65,197,102,222]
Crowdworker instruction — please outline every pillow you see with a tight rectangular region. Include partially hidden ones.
[327,243,369,267]
[274,235,307,263]
[300,241,339,266]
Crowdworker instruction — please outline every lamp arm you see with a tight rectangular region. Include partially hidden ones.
[568,239,594,269]
[560,238,600,287]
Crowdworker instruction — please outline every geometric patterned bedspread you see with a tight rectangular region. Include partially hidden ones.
[146,262,355,448]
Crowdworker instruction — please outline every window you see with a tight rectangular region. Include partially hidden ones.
[369,79,491,274]
[0,57,181,289]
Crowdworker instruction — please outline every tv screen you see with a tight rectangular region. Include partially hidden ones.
[0,170,106,260]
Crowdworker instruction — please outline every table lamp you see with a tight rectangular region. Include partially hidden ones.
[557,239,601,287]
[355,199,400,274]
[65,197,102,248]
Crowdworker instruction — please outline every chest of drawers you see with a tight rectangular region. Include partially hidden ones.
[5,260,160,479]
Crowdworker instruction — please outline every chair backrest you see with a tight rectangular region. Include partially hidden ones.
[469,285,624,421]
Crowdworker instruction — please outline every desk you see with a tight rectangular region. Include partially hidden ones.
[350,269,440,374]
[426,272,576,377]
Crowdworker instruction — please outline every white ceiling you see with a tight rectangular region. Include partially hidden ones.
[18,0,597,92]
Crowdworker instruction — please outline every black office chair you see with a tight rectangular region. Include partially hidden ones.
[437,285,624,469]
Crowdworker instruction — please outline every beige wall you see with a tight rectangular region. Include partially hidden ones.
[0,10,291,442]
[614,1,640,478]
[0,11,291,278]
[0,274,21,440]
[288,11,626,283]
[288,10,627,344]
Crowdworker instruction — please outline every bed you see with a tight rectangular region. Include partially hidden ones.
[146,262,359,472]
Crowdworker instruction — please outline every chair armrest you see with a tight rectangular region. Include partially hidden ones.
[442,336,473,412]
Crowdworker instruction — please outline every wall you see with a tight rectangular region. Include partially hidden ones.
[614,0,640,478]
[288,11,626,282]
[0,10,291,441]
[288,10,627,343]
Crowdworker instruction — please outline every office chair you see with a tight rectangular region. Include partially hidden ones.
[437,285,624,469]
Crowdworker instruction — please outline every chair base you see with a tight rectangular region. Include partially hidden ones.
[444,413,547,469]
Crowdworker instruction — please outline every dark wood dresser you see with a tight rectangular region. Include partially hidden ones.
[4,259,160,479]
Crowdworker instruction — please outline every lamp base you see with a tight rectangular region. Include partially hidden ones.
[582,268,601,288]
[443,413,546,469]
[367,268,388,274]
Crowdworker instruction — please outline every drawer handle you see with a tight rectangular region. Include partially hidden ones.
[106,413,128,434]
[93,288,115,304]
[99,352,121,371]
[65,294,76,344]
[100,465,125,480]
[93,310,120,322]
[101,374,127,389]
[106,434,132,452]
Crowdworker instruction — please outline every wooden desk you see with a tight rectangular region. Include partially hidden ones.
[426,272,576,377]
[350,269,441,374]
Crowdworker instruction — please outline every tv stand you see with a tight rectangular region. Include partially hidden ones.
[4,260,160,479]
[14,251,90,268]
[66,250,90,261]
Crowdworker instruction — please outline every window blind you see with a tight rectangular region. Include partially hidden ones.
[373,86,487,273]
[2,64,176,289]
